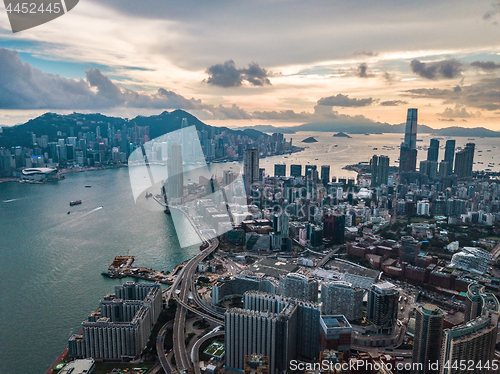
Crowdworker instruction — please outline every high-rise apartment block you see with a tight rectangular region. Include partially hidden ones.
[321,281,364,321]
[454,143,475,179]
[440,285,499,374]
[279,273,318,302]
[68,282,162,360]
[371,155,390,187]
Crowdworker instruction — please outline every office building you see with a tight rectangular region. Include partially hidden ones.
[290,164,302,177]
[321,281,364,321]
[454,143,475,179]
[412,304,445,374]
[323,213,345,245]
[280,273,318,302]
[321,165,331,185]
[68,282,162,360]
[367,282,399,334]
[319,315,352,354]
[244,148,259,193]
[274,163,286,177]
[167,142,184,199]
[427,139,440,162]
[443,140,455,170]
[399,109,418,173]
[371,155,390,187]
[400,236,420,265]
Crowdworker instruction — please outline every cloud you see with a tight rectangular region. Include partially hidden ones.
[471,61,500,71]
[317,93,375,107]
[438,118,455,122]
[382,72,394,85]
[403,77,500,111]
[438,106,480,118]
[380,100,408,106]
[354,50,378,57]
[357,63,374,78]
[483,2,500,21]
[0,48,203,110]
[204,60,271,87]
[410,59,463,80]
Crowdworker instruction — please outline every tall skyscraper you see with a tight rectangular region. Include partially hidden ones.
[399,109,418,173]
[371,155,390,186]
[244,148,259,193]
[323,213,345,244]
[454,143,475,179]
[427,139,440,162]
[321,165,330,185]
[412,304,445,374]
[443,140,455,168]
[166,142,183,199]
[367,282,399,334]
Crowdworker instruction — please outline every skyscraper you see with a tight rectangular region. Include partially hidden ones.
[166,142,183,199]
[323,213,345,244]
[274,164,286,177]
[371,155,390,186]
[367,282,399,334]
[427,139,440,162]
[443,140,455,168]
[454,143,475,179]
[290,164,302,177]
[244,148,259,193]
[399,109,418,173]
[412,304,445,374]
[321,165,331,185]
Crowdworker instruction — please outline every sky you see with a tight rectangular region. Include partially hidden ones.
[0,0,500,130]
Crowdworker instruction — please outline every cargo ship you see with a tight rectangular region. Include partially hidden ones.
[69,200,82,206]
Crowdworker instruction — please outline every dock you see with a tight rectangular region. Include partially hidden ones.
[102,256,180,284]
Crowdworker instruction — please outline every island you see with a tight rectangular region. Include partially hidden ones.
[333,132,352,138]
[302,136,318,143]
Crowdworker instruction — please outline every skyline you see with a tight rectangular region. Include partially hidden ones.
[0,1,499,129]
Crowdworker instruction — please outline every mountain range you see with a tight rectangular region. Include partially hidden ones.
[243,121,500,137]
[0,110,268,148]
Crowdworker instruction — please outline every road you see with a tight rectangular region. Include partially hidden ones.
[157,320,174,374]
[191,329,225,374]
[171,237,223,371]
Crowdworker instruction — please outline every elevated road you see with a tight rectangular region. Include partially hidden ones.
[191,329,225,374]
[157,320,174,374]
[172,238,223,370]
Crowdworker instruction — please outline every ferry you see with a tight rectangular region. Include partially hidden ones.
[70,200,82,206]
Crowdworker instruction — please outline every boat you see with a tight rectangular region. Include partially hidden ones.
[85,185,91,188]
[67,211,70,215]
[70,200,82,206]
